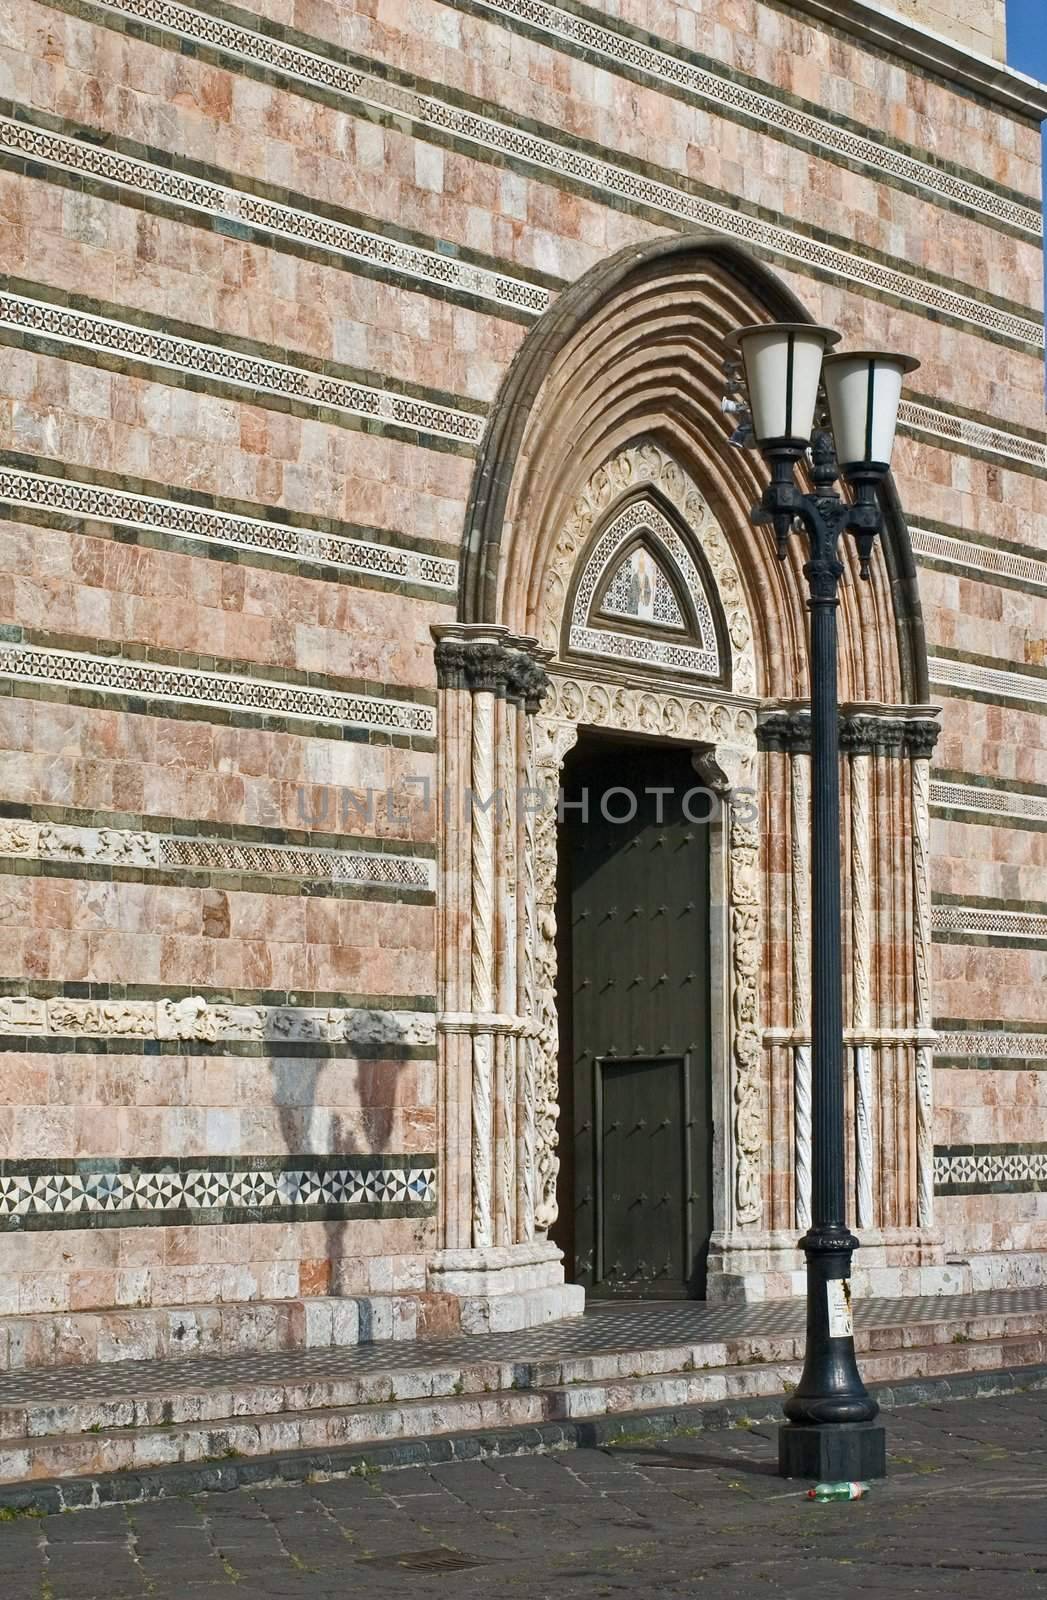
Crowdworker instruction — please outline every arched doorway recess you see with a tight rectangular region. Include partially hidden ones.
[430,237,942,1323]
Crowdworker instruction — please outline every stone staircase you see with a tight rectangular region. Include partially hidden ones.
[3,1288,1047,1497]
[0,1295,454,1373]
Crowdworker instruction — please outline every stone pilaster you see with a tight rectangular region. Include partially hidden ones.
[429,626,583,1329]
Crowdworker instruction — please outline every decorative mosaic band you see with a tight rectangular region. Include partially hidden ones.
[0,819,434,893]
[935,1144,1047,1195]
[899,403,1047,470]
[455,0,1042,238]
[929,780,1047,826]
[2,258,1041,494]
[59,0,1044,349]
[931,904,1047,943]
[0,993,437,1047]
[0,289,485,449]
[0,1155,437,1229]
[910,526,1047,593]
[928,655,1047,711]
[0,639,437,739]
[0,112,551,322]
[0,465,459,594]
[935,1030,1047,1063]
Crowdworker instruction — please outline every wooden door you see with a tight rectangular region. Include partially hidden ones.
[557,739,713,1297]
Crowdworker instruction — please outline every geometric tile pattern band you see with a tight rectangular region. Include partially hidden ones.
[935,1144,1047,1194]
[2,303,1040,499]
[0,290,485,448]
[0,114,550,320]
[460,0,1042,238]
[69,0,1045,349]
[0,818,435,892]
[0,465,459,593]
[0,1156,437,1229]
[931,904,1047,942]
[900,404,1047,470]
[935,1031,1047,1061]
[929,780,1047,825]
[6,144,1043,473]
[929,655,1047,709]
[0,640,437,738]
[911,526,1047,591]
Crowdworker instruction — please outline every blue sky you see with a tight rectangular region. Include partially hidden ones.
[1007,0,1047,81]
[1006,0,1046,401]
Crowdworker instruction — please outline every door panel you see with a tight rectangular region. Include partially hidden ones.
[557,739,713,1298]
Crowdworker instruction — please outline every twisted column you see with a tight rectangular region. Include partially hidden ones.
[791,750,813,1230]
[850,751,874,1230]
[469,684,496,1249]
[694,744,763,1229]
[911,751,935,1229]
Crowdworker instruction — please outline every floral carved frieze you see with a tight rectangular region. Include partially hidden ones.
[0,994,437,1047]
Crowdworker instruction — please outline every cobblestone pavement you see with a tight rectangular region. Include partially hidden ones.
[2,1390,1047,1599]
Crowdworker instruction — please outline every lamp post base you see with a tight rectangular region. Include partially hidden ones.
[778,1420,887,1481]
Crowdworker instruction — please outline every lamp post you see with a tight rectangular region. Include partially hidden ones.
[726,323,919,1483]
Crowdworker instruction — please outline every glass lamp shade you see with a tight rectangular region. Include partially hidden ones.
[821,351,920,473]
[731,323,840,448]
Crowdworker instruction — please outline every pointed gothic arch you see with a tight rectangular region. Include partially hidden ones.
[460,232,928,708]
[430,236,940,1318]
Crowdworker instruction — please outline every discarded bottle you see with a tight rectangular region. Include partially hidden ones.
[807,1481,867,1502]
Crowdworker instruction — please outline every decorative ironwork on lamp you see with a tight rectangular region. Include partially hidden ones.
[726,319,918,1484]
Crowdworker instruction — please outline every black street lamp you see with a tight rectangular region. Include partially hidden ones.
[727,323,919,1483]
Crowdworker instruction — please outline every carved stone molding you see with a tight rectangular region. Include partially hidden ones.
[693,745,764,1228]
[911,755,935,1229]
[543,673,758,747]
[567,498,722,680]
[0,994,437,1047]
[530,715,580,1231]
[543,440,756,694]
[0,819,434,891]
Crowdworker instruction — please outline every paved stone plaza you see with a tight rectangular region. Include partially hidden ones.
[1,1388,1046,1600]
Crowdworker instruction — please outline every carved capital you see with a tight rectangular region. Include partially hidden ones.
[763,709,939,757]
[840,714,904,755]
[463,641,509,695]
[433,637,469,690]
[506,652,549,714]
[904,718,941,760]
[757,710,811,754]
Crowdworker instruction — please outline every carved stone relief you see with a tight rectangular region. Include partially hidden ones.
[693,745,763,1227]
[0,994,437,1046]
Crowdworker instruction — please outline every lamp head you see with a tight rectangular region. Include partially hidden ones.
[729,322,840,452]
[821,350,920,479]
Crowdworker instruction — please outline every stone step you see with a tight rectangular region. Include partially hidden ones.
[0,1293,463,1372]
[2,1307,1047,1484]
[0,1388,553,1486]
[5,1305,1046,1445]
[4,1325,1047,1487]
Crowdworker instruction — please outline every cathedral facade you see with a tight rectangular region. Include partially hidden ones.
[0,0,1045,1355]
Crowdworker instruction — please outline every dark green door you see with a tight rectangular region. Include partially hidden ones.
[556,738,713,1298]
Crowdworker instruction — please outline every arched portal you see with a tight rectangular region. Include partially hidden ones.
[430,237,942,1322]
